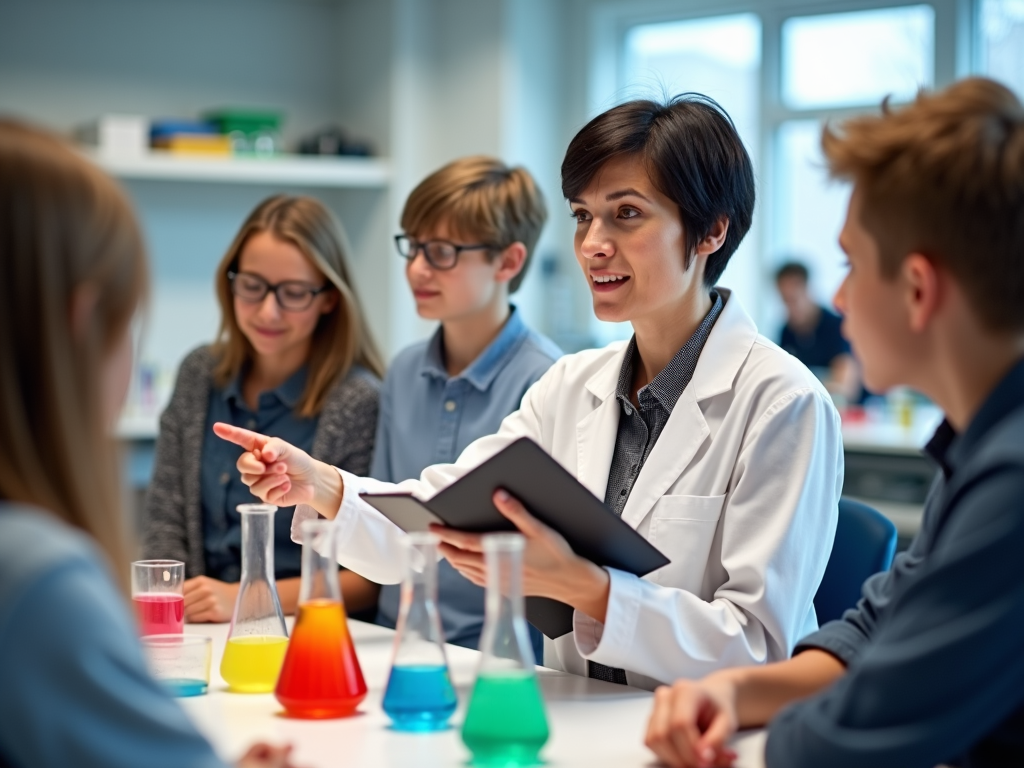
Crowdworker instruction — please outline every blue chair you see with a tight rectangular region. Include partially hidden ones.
[813,498,897,625]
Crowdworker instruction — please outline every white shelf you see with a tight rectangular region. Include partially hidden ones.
[85,149,390,188]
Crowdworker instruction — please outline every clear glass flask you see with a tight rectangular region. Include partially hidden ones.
[275,519,367,718]
[382,532,458,731]
[461,533,549,767]
[219,504,289,693]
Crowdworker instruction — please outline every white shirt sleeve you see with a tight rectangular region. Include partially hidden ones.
[292,370,553,584]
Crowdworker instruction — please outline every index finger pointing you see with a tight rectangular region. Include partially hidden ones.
[213,422,266,452]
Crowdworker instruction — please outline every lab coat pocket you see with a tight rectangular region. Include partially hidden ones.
[647,494,726,592]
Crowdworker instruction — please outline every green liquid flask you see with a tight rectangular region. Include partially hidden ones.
[461,533,549,767]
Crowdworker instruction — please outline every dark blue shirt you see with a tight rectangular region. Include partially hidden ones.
[779,306,850,373]
[767,358,1024,768]
[200,366,317,583]
[370,307,561,649]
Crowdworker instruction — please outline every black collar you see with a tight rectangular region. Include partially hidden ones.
[614,290,724,414]
[924,357,1024,477]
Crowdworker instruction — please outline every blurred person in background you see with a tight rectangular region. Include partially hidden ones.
[776,261,862,404]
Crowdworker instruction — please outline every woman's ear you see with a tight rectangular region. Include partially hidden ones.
[319,287,340,315]
[494,242,528,285]
[695,216,729,258]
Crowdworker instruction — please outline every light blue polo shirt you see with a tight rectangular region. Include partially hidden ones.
[370,306,561,649]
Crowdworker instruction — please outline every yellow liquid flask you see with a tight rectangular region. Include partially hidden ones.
[220,504,289,693]
[461,533,549,767]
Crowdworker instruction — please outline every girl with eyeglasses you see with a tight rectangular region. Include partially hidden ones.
[142,195,384,622]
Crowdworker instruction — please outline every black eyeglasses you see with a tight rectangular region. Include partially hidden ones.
[394,234,493,270]
[228,271,331,311]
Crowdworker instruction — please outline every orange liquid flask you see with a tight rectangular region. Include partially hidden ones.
[274,521,366,718]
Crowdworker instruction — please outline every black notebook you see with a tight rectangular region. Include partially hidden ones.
[359,437,669,639]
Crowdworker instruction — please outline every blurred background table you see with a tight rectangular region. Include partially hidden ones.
[181,620,767,768]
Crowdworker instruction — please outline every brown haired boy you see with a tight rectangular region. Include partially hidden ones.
[370,156,561,651]
[645,77,1024,768]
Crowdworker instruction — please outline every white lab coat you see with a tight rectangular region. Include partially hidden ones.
[298,290,843,690]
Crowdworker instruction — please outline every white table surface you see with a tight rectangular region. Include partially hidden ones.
[182,620,767,768]
[840,405,943,456]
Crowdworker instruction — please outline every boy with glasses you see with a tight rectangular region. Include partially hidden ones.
[371,156,561,650]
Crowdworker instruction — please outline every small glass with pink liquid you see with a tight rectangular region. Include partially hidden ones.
[132,560,185,636]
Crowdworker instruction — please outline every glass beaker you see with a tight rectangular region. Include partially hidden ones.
[461,533,549,767]
[275,519,367,718]
[131,559,184,636]
[382,532,457,731]
[220,504,289,693]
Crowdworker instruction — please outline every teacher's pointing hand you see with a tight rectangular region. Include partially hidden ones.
[213,422,344,518]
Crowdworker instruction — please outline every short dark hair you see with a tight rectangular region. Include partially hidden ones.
[561,94,755,287]
[775,261,809,284]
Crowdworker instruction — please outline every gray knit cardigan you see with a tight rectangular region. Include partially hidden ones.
[141,345,381,577]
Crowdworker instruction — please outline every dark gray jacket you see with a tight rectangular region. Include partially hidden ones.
[767,358,1024,768]
[142,346,381,577]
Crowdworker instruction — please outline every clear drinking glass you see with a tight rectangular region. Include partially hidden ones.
[382,532,458,731]
[275,519,367,718]
[461,533,549,767]
[142,635,212,697]
[131,560,185,636]
[219,504,289,693]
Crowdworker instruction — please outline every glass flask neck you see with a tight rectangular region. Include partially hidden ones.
[299,520,341,605]
[227,504,288,639]
[478,533,535,670]
[392,532,447,666]
[240,505,276,582]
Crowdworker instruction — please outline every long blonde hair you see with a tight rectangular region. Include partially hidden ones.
[212,195,385,416]
[0,120,148,589]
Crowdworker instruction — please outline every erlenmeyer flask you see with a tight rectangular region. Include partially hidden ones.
[220,504,289,693]
[275,519,367,718]
[461,533,549,767]
[382,532,457,731]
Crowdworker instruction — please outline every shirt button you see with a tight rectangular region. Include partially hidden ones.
[246,419,257,430]
[445,400,457,412]
[220,472,230,485]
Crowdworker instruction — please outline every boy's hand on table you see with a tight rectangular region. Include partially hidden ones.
[237,743,304,768]
[645,674,740,768]
[213,422,343,518]
[183,576,238,623]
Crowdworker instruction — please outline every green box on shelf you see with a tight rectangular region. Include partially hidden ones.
[203,109,283,136]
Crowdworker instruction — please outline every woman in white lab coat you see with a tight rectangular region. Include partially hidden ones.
[216,95,843,690]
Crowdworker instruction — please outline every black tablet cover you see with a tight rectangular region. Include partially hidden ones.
[359,437,669,638]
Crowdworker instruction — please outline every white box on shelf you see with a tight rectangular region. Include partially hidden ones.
[76,114,149,157]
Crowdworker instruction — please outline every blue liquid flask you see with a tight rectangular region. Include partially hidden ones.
[382,533,457,731]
